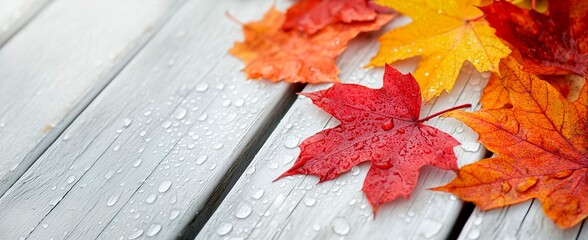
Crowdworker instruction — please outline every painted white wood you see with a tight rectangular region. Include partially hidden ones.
[0,0,183,195]
[0,0,300,239]
[196,16,490,239]
[458,189,584,240]
[0,0,51,46]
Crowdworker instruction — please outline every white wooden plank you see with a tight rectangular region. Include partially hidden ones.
[196,16,490,239]
[0,0,183,195]
[458,192,584,240]
[0,0,51,46]
[0,0,300,239]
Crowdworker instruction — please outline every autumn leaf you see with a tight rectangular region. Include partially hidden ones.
[277,65,468,211]
[282,0,379,35]
[434,57,588,228]
[479,73,510,110]
[367,0,510,101]
[480,72,573,110]
[480,0,588,76]
[230,8,393,84]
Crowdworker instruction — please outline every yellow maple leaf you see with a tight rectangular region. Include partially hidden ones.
[368,0,510,101]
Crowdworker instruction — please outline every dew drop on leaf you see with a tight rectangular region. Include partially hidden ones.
[515,177,538,193]
[381,119,394,130]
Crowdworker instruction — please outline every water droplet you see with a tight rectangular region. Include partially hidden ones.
[553,169,573,179]
[381,119,394,130]
[332,217,350,236]
[474,215,483,225]
[234,99,244,107]
[49,197,62,206]
[123,118,132,128]
[245,166,256,174]
[158,181,172,193]
[146,224,162,236]
[284,135,300,149]
[170,210,181,220]
[420,219,443,239]
[213,143,223,150]
[196,155,208,165]
[235,202,253,219]
[128,229,144,239]
[145,194,157,204]
[133,159,142,167]
[42,223,48,229]
[196,82,209,92]
[167,59,175,66]
[216,223,232,236]
[66,175,76,184]
[198,113,208,121]
[515,177,538,193]
[174,107,187,120]
[104,170,115,180]
[106,194,119,207]
[312,223,321,231]
[161,120,172,129]
[304,198,317,207]
[250,189,264,199]
[501,181,511,193]
[351,166,360,176]
[467,229,480,239]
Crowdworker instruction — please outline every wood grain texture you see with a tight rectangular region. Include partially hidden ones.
[0,0,183,195]
[458,188,585,240]
[0,0,51,46]
[196,16,490,240]
[0,0,299,239]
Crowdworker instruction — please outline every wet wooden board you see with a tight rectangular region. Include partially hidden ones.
[0,0,299,239]
[458,187,585,240]
[0,0,51,46]
[196,15,491,239]
[0,0,183,195]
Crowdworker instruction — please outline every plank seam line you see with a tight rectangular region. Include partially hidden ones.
[22,115,122,239]
[178,82,305,240]
[0,0,190,199]
[93,63,223,238]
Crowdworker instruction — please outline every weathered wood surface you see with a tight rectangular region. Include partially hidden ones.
[0,0,51,46]
[197,15,491,239]
[0,0,183,196]
[0,0,301,239]
[458,189,585,240]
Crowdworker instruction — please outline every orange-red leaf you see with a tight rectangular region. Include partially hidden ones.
[282,0,379,35]
[480,0,588,76]
[480,72,574,110]
[434,56,588,228]
[230,8,393,84]
[278,65,461,211]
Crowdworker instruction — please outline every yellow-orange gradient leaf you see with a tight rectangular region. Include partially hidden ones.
[230,8,394,84]
[434,56,588,228]
[368,0,510,101]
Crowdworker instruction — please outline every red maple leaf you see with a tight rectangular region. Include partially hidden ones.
[480,0,588,76]
[277,65,469,211]
[282,0,384,35]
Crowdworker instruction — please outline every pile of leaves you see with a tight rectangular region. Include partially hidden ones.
[230,0,587,228]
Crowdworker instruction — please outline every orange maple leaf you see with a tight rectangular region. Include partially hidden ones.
[230,8,394,84]
[434,56,588,228]
[480,69,578,110]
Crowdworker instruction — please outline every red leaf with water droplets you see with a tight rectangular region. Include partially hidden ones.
[277,65,465,211]
[480,0,588,76]
[282,0,384,35]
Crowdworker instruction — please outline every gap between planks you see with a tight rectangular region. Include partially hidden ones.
[195,15,490,240]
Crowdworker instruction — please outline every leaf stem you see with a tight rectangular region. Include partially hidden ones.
[417,104,472,123]
[225,11,245,25]
[466,14,484,22]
